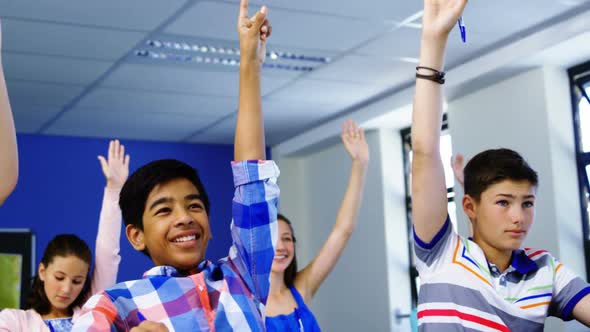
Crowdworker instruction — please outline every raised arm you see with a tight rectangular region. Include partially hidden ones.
[411,0,468,242]
[229,0,279,306]
[235,0,271,161]
[295,120,369,300]
[0,21,18,205]
[90,140,129,295]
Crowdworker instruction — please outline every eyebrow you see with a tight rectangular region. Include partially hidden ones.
[496,194,536,199]
[54,270,85,279]
[149,194,204,211]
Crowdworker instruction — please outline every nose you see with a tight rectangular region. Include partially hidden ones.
[173,208,195,227]
[510,206,524,226]
[61,281,73,295]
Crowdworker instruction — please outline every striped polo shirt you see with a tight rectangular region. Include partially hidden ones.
[414,217,590,331]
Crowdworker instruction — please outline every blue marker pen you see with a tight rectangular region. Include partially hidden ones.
[458,17,466,43]
[137,311,147,322]
[47,322,56,332]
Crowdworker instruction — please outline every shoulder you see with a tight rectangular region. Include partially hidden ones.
[522,247,555,262]
[0,309,45,328]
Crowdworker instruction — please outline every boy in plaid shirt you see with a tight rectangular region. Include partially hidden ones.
[73,1,278,330]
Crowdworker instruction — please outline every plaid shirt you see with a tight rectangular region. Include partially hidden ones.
[72,160,280,332]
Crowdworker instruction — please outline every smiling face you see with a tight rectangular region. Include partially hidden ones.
[126,178,211,271]
[464,179,536,257]
[39,255,89,317]
[271,219,296,274]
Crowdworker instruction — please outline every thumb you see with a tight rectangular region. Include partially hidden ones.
[97,156,109,176]
[251,6,267,30]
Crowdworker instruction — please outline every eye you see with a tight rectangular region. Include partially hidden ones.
[73,279,84,285]
[55,275,64,281]
[523,201,534,208]
[496,200,509,207]
[189,202,204,211]
[282,237,293,242]
[155,207,171,216]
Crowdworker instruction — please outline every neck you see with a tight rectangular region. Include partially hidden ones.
[269,270,289,296]
[472,235,513,272]
[42,307,70,320]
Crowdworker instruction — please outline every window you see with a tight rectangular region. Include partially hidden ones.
[401,114,457,306]
[568,61,590,280]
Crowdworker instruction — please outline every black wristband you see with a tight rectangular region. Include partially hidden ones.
[416,66,445,84]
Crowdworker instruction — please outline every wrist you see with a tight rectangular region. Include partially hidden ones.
[239,58,262,72]
[418,35,448,71]
[352,159,369,169]
[106,181,123,190]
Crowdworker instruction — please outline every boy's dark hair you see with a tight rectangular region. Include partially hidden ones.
[26,234,92,315]
[119,159,210,232]
[463,148,538,201]
[278,213,298,287]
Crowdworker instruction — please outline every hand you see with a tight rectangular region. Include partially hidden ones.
[98,140,130,189]
[341,120,369,166]
[451,154,464,188]
[130,321,169,332]
[422,0,468,39]
[237,0,272,65]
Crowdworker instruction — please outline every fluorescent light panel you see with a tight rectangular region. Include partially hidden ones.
[134,38,331,72]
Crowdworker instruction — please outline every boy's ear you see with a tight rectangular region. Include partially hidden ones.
[462,194,477,222]
[126,224,147,252]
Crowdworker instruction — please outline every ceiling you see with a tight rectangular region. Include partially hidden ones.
[3,0,590,145]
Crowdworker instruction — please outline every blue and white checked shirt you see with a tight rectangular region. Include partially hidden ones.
[72,160,280,331]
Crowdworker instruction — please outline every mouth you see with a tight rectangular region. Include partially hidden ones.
[506,230,526,237]
[274,254,288,261]
[56,295,70,302]
[170,231,201,247]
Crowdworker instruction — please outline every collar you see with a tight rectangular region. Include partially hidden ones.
[510,249,539,274]
[143,260,209,278]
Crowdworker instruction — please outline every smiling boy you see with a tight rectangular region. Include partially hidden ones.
[72,0,278,330]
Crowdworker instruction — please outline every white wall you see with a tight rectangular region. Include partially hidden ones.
[274,129,412,331]
[448,67,587,332]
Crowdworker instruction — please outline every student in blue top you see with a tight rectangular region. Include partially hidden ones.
[265,120,369,331]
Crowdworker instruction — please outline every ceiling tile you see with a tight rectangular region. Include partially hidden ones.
[0,0,186,31]
[3,53,112,85]
[246,0,422,21]
[3,19,146,60]
[266,78,389,110]
[12,106,63,133]
[187,114,237,145]
[103,63,296,97]
[6,80,84,108]
[45,109,224,142]
[309,54,415,86]
[76,88,237,117]
[165,1,389,52]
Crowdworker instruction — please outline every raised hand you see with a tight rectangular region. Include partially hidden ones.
[451,154,464,188]
[98,140,130,189]
[422,0,468,38]
[341,120,369,166]
[237,0,272,65]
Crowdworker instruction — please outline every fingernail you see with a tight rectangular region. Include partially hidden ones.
[261,5,267,14]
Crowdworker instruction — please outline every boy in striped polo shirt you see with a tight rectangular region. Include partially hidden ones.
[411,0,590,330]
[72,1,278,331]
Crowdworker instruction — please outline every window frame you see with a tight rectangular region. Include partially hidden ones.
[567,60,590,281]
